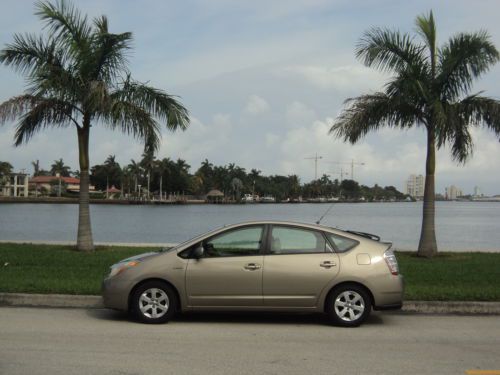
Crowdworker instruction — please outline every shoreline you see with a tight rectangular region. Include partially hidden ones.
[1,240,499,252]
[1,197,499,205]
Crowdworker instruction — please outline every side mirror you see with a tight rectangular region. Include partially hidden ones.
[192,244,204,259]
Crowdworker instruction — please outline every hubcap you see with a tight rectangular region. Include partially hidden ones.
[334,291,365,322]
[139,288,169,319]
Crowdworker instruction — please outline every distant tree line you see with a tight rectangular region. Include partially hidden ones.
[0,156,407,202]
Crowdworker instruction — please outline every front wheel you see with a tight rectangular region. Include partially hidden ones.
[326,284,372,327]
[130,281,177,324]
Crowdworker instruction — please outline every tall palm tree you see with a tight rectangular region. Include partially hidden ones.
[31,159,40,176]
[330,11,500,257]
[50,158,71,177]
[0,1,189,251]
[127,159,143,195]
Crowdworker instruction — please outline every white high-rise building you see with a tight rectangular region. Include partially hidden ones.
[404,174,424,198]
[473,186,482,197]
[445,185,463,200]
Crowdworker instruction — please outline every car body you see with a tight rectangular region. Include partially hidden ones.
[102,221,404,326]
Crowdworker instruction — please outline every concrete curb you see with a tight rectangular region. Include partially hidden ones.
[1,293,500,314]
[0,293,104,308]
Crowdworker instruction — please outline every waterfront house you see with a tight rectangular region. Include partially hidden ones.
[29,175,96,196]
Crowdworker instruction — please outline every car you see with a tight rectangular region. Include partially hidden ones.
[102,221,404,327]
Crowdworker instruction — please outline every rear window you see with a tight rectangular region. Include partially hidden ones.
[326,233,359,252]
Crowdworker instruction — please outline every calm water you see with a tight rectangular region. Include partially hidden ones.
[0,202,499,251]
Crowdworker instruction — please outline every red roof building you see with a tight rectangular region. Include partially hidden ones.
[29,176,96,192]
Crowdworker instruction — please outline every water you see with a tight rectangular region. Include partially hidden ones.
[0,202,499,251]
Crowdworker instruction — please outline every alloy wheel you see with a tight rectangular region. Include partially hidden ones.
[139,288,170,319]
[334,290,365,322]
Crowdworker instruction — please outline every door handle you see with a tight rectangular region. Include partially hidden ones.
[320,261,336,268]
[244,263,261,270]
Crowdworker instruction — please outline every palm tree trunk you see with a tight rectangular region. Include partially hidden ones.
[76,124,94,252]
[417,127,438,258]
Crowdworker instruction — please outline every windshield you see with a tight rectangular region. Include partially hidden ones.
[166,225,226,252]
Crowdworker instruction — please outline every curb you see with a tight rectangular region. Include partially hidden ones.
[0,293,104,308]
[1,293,500,314]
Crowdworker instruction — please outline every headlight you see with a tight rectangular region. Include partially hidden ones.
[107,260,140,278]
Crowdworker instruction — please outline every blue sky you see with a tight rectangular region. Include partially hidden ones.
[1,0,500,195]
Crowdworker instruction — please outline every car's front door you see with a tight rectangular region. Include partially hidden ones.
[263,225,340,307]
[186,225,265,307]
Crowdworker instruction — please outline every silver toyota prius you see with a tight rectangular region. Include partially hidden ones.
[102,221,404,327]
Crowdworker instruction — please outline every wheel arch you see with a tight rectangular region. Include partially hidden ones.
[128,278,182,312]
[323,281,375,313]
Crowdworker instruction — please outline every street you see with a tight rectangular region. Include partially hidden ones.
[0,307,498,375]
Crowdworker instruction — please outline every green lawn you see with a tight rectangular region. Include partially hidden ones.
[0,243,499,301]
[396,251,500,301]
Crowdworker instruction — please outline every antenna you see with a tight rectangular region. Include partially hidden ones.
[316,203,335,225]
[304,153,323,180]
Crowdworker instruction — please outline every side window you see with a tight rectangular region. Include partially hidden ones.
[270,226,326,254]
[326,233,359,252]
[204,226,263,257]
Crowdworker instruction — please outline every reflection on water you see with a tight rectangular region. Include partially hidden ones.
[0,202,499,251]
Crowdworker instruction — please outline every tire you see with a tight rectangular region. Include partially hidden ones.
[326,284,372,327]
[130,281,177,324]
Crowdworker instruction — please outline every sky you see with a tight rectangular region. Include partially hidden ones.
[1,0,500,195]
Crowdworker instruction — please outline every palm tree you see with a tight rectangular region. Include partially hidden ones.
[0,161,13,179]
[50,158,71,177]
[0,1,189,251]
[31,160,40,176]
[127,159,143,196]
[330,11,500,257]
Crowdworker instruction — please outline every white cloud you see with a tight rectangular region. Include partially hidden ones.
[282,65,386,91]
[265,133,280,148]
[285,101,317,127]
[244,95,270,115]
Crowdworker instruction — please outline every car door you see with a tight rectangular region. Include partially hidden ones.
[186,225,265,307]
[263,225,340,307]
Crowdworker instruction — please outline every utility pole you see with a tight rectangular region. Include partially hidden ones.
[305,153,323,180]
[327,159,365,180]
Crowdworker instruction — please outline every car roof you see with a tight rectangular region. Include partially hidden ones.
[221,220,347,235]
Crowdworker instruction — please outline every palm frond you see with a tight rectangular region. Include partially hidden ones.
[0,33,58,76]
[0,95,39,124]
[356,27,427,75]
[12,97,77,145]
[35,0,91,53]
[415,10,437,68]
[437,31,499,100]
[439,95,500,162]
[89,27,132,82]
[103,100,162,152]
[112,78,190,131]
[329,93,422,143]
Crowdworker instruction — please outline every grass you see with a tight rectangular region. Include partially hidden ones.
[396,251,500,301]
[0,243,154,295]
[0,243,499,301]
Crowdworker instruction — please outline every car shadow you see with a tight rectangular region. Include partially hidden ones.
[87,308,385,326]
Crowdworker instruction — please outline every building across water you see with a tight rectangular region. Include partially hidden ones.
[404,174,424,199]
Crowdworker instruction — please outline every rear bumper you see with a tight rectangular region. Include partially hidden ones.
[371,274,404,309]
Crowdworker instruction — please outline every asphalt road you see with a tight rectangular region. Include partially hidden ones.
[0,307,499,375]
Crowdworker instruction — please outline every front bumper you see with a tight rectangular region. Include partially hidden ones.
[102,277,132,311]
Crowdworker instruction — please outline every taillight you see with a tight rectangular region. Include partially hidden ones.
[383,249,399,275]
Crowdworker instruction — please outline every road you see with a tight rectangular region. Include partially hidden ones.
[0,307,499,375]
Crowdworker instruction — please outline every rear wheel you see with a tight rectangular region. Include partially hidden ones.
[130,281,177,324]
[326,284,371,327]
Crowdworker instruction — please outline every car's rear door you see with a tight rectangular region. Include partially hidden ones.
[186,225,265,307]
[263,225,340,307]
